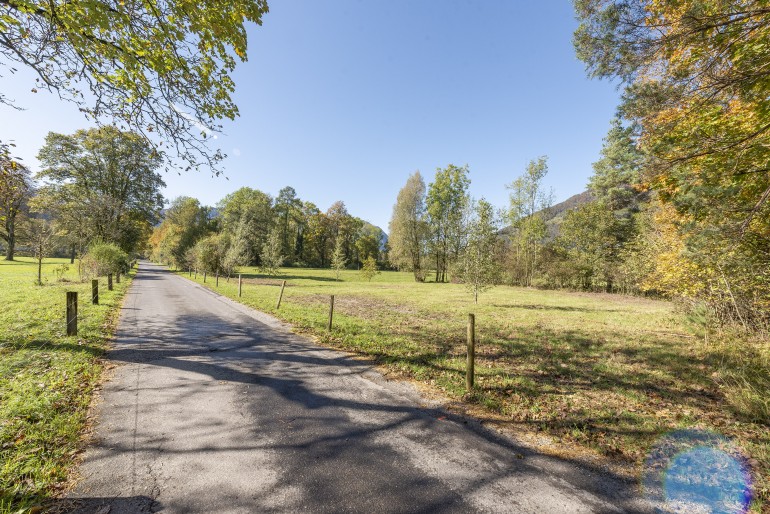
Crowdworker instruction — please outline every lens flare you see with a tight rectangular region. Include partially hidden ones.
[642,429,753,513]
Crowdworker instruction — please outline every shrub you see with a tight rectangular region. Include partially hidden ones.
[82,242,130,278]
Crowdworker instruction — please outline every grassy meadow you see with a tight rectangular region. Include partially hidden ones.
[0,257,133,513]
[181,265,769,509]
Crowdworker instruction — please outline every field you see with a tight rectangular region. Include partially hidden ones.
[181,266,769,509]
[0,257,133,513]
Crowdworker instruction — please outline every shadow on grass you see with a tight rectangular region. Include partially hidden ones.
[59,263,652,512]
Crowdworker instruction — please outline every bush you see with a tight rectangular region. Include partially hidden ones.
[81,242,130,278]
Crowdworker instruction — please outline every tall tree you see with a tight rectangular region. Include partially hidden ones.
[0,0,269,173]
[426,164,471,283]
[457,199,502,304]
[149,196,212,268]
[388,172,428,282]
[0,157,32,260]
[506,157,552,287]
[36,126,165,254]
[274,186,302,259]
[574,0,770,323]
[216,187,273,265]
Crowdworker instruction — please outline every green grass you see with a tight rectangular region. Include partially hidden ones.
[182,266,769,510]
[0,257,133,513]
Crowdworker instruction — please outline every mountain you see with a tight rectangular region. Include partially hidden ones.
[499,190,594,239]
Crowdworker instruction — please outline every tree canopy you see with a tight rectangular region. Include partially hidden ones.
[0,0,269,173]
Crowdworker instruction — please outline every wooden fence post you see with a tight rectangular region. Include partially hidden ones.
[195,269,198,279]
[238,274,242,297]
[91,279,99,305]
[108,274,113,291]
[66,292,78,336]
[467,313,476,390]
[216,272,219,287]
[276,280,286,309]
[204,271,207,283]
[327,295,335,331]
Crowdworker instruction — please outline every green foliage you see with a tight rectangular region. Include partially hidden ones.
[82,241,129,278]
[360,255,379,282]
[0,0,269,173]
[574,0,770,327]
[149,196,213,269]
[0,158,32,261]
[34,126,165,255]
[388,171,429,282]
[506,157,552,287]
[330,236,347,281]
[457,199,502,303]
[426,164,471,282]
[259,226,283,276]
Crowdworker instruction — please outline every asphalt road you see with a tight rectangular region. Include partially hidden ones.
[65,262,649,513]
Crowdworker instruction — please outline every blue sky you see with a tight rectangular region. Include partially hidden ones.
[1,0,620,231]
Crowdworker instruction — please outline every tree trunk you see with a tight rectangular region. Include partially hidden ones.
[4,231,14,261]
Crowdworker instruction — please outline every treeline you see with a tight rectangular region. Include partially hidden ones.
[148,189,387,276]
[388,145,649,296]
[0,127,165,281]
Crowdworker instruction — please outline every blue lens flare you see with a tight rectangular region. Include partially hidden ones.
[643,429,753,513]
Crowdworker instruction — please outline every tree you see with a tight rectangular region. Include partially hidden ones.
[260,225,283,276]
[26,217,56,285]
[0,157,32,260]
[330,236,347,281]
[589,116,645,212]
[506,157,552,287]
[574,0,770,324]
[457,199,502,304]
[36,126,165,254]
[0,0,269,173]
[426,165,471,282]
[360,256,379,282]
[274,186,302,259]
[217,187,273,265]
[388,172,428,282]
[149,196,212,269]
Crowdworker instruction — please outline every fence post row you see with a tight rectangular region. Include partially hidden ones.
[327,294,335,331]
[238,274,243,297]
[276,280,286,309]
[66,292,78,336]
[203,271,207,283]
[216,272,219,287]
[467,313,476,390]
[92,279,99,305]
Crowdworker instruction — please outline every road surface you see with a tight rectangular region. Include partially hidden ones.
[65,262,648,513]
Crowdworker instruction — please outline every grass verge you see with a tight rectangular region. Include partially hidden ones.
[0,258,134,513]
[179,266,769,511]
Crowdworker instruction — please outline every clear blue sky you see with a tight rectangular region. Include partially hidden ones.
[1,0,620,231]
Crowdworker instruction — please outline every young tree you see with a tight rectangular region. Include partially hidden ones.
[330,236,347,281]
[36,127,165,254]
[26,217,56,285]
[389,171,428,282]
[0,158,32,260]
[506,157,552,287]
[457,199,502,304]
[0,0,269,174]
[426,165,470,282]
[360,256,379,282]
[260,226,283,277]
